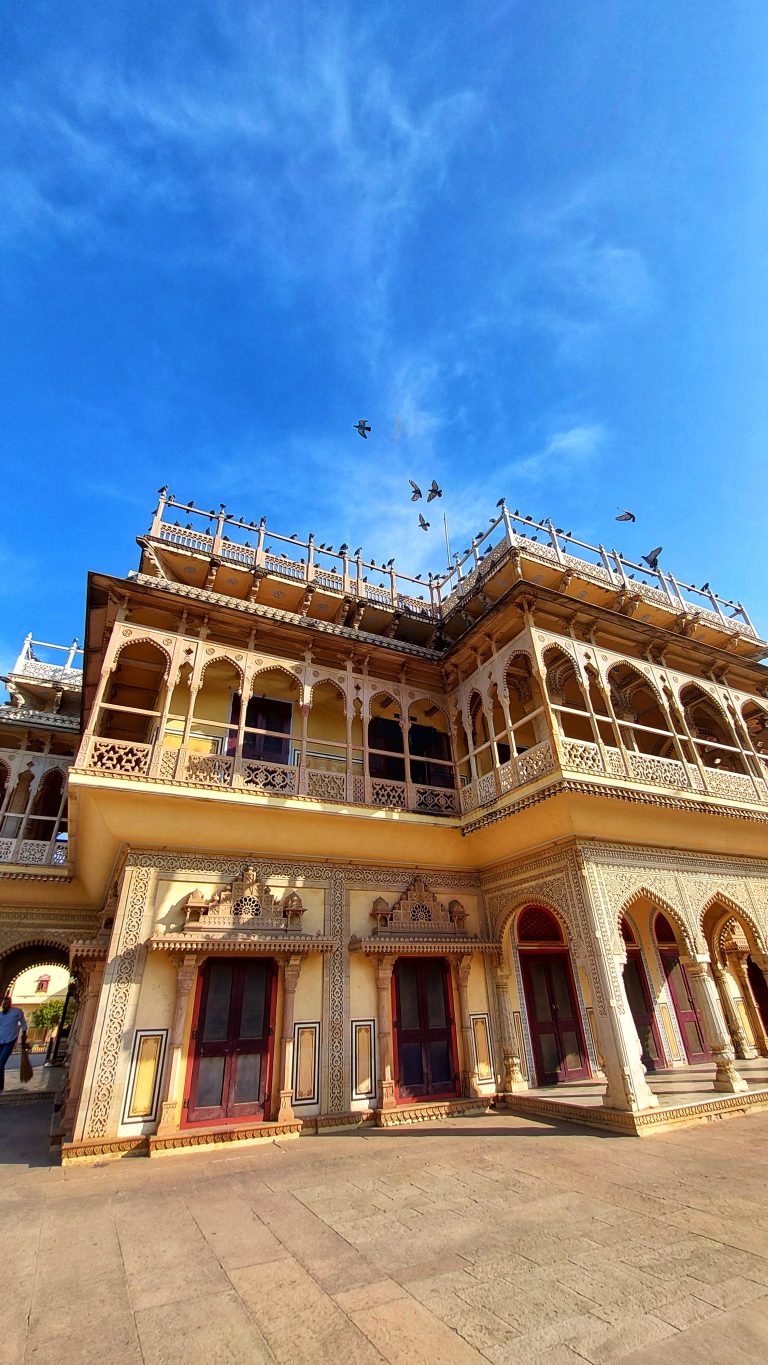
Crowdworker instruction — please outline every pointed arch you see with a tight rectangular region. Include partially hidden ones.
[700,892,767,960]
[619,887,697,956]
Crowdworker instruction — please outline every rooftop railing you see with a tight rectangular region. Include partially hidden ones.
[146,489,758,638]
[8,634,83,684]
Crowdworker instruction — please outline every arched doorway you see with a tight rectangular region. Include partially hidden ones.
[392,957,459,1100]
[654,912,709,1063]
[0,941,70,1001]
[517,906,590,1085]
[620,919,665,1070]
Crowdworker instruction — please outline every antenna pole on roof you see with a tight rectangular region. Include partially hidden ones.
[443,512,452,573]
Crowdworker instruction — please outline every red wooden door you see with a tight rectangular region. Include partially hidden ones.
[521,952,590,1085]
[659,950,709,1063]
[186,959,276,1123]
[623,948,665,1070]
[747,957,768,1035]
[393,958,458,1099]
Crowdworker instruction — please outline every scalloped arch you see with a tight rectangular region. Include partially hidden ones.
[497,895,577,948]
[111,636,172,680]
[605,659,666,709]
[249,663,303,695]
[197,653,245,691]
[677,680,733,728]
[699,892,767,957]
[619,887,697,954]
[366,687,400,721]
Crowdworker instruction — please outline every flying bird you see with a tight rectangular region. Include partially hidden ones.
[419,513,430,531]
[354,420,371,439]
[427,479,443,502]
[642,546,663,571]
[616,510,636,523]
[409,480,422,501]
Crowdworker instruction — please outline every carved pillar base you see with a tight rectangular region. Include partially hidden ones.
[157,1100,180,1134]
[501,1046,528,1095]
[379,1078,396,1110]
[711,1049,750,1093]
[278,1089,295,1123]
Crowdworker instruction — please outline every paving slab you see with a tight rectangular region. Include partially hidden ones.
[4,1104,768,1362]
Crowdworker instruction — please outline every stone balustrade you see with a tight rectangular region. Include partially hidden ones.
[79,736,461,817]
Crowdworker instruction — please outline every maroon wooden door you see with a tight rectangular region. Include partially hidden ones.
[659,950,709,1063]
[623,948,665,1070]
[520,952,590,1085]
[393,958,458,1099]
[186,959,276,1123]
[747,957,768,1035]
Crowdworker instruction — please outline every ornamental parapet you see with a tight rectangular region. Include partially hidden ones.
[147,932,334,955]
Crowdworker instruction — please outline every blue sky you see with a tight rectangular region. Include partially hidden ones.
[2,0,768,670]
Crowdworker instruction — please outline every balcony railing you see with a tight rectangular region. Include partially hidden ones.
[76,731,768,819]
[558,736,767,804]
[79,737,461,817]
[0,836,68,867]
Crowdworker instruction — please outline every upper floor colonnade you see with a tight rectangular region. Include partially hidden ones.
[79,628,459,816]
[71,617,768,824]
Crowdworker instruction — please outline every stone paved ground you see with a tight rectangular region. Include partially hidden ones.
[2,1099,768,1364]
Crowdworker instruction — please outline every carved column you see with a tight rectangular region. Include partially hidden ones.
[494,964,527,1095]
[61,962,105,1134]
[298,702,311,796]
[590,948,660,1113]
[156,954,199,1134]
[454,955,480,1097]
[737,951,768,1055]
[712,960,757,1059]
[497,691,521,786]
[683,958,749,1092]
[277,954,303,1123]
[375,955,397,1110]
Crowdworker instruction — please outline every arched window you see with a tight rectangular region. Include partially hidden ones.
[517,906,564,943]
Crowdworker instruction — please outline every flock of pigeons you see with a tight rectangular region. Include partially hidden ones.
[353,422,726,602]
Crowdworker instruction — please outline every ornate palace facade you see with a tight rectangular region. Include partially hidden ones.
[3,490,768,1158]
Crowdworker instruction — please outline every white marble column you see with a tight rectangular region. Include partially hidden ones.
[683,957,748,1093]
[454,955,480,1097]
[156,954,199,1134]
[375,955,397,1110]
[277,954,303,1122]
[493,964,527,1095]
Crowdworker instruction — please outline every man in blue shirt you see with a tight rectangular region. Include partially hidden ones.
[0,994,28,1091]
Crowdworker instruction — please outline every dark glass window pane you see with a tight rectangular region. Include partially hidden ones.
[539,1033,559,1078]
[233,1053,263,1105]
[400,1042,423,1087]
[529,962,552,1023]
[196,1056,225,1109]
[428,1039,452,1084]
[408,724,450,761]
[550,960,574,1019]
[425,964,448,1029]
[397,961,420,1031]
[560,1031,582,1073]
[369,716,404,754]
[239,962,269,1039]
[203,963,233,1041]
